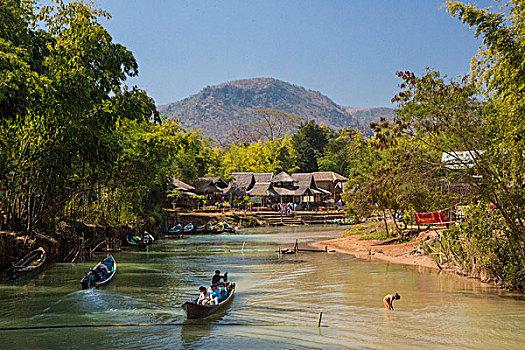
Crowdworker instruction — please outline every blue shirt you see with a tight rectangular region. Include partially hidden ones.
[210,289,220,300]
[219,287,227,300]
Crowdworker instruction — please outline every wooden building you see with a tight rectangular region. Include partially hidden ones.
[312,171,348,202]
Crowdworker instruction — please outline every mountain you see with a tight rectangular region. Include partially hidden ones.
[157,78,394,141]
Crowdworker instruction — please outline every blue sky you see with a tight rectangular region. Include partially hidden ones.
[100,0,492,107]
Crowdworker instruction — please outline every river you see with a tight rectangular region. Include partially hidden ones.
[1,225,524,349]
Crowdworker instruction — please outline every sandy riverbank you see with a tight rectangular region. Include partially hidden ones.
[311,230,444,270]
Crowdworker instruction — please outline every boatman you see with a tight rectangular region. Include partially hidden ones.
[212,270,227,285]
[383,293,400,310]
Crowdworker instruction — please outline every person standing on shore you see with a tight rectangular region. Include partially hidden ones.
[383,293,400,310]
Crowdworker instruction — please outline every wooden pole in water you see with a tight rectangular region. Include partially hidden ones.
[242,241,246,253]
[317,312,323,327]
[294,239,298,253]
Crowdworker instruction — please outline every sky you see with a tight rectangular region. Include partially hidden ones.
[99,0,493,108]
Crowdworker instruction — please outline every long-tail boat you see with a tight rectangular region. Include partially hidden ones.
[81,255,116,289]
[182,282,236,319]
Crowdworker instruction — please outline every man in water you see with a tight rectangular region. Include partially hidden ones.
[212,270,227,285]
[383,293,400,310]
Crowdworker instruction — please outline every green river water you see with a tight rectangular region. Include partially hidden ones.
[1,225,524,349]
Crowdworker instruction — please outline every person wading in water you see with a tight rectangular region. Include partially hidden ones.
[383,293,400,310]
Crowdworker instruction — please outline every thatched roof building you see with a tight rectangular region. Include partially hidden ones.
[170,178,196,196]
[195,177,228,195]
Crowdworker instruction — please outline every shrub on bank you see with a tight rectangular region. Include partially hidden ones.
[436,204,524,290]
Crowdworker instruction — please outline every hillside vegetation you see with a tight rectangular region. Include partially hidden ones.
[158,78,393,141]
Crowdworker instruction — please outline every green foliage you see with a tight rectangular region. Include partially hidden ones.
[380,0,525,289]
[214,136,297,177]
[0,1,212,233]
[318,128,365,176]
[292,120,333,172]
[438,204,524,288]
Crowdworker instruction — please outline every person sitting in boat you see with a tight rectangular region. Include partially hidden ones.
[209,285,221,305]
[212,270,227,285]
[95,264,109,281]
[218,285,228,301]
[197,286,210,305]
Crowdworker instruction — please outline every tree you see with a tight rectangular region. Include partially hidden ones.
[318,127,367,176]
[292,120,333,172]
[0,0,158,232]
[378,0,525,288]
[226,109,302,144]
[217,136,296,176]
[252,109,302,140]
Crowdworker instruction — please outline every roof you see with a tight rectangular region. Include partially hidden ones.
[198,177,228,188]
[274,185,301,196]
[254,173,274,183]
[290,173,329,197]
[315,187,331,195]
[441,151,484,170]
[292,173,316,187]
[247,182,280,197]
[171,178,195,192]
[313,171,349,182]
[195,177,228,194]
[230,173,255,190]
[223,173,255,196]
[272,171,295,183]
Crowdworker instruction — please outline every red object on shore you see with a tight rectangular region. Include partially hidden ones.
[415,211,450,225]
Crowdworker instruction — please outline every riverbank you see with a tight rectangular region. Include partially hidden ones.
[311,229,443,270]
[310,220,454,272]
[164,208,346,228]
[0,221,134,269]
[311,224,525,292]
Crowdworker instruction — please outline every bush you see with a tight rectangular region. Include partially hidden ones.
[436,203,524,290]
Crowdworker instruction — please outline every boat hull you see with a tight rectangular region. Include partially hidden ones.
[80,255,117,289]
[13,247,46,278]
[182,283,235,319]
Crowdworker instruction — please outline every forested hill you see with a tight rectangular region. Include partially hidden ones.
[158,78,394,140]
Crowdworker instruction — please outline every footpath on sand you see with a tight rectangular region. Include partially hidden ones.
[311,228,444,270]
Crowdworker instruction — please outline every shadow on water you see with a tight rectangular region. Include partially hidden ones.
[180,313,228,348]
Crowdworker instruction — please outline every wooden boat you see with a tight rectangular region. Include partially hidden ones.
[216,222,235,233]
[141,232,154,245]
[195,222,213,234]
[182,282,236,319]
[167,224,182,235]
[125,233,141,245]
[81,255,116,289]
[213,224,224,234]
[183,223,194,234]
[13,247,46,277]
